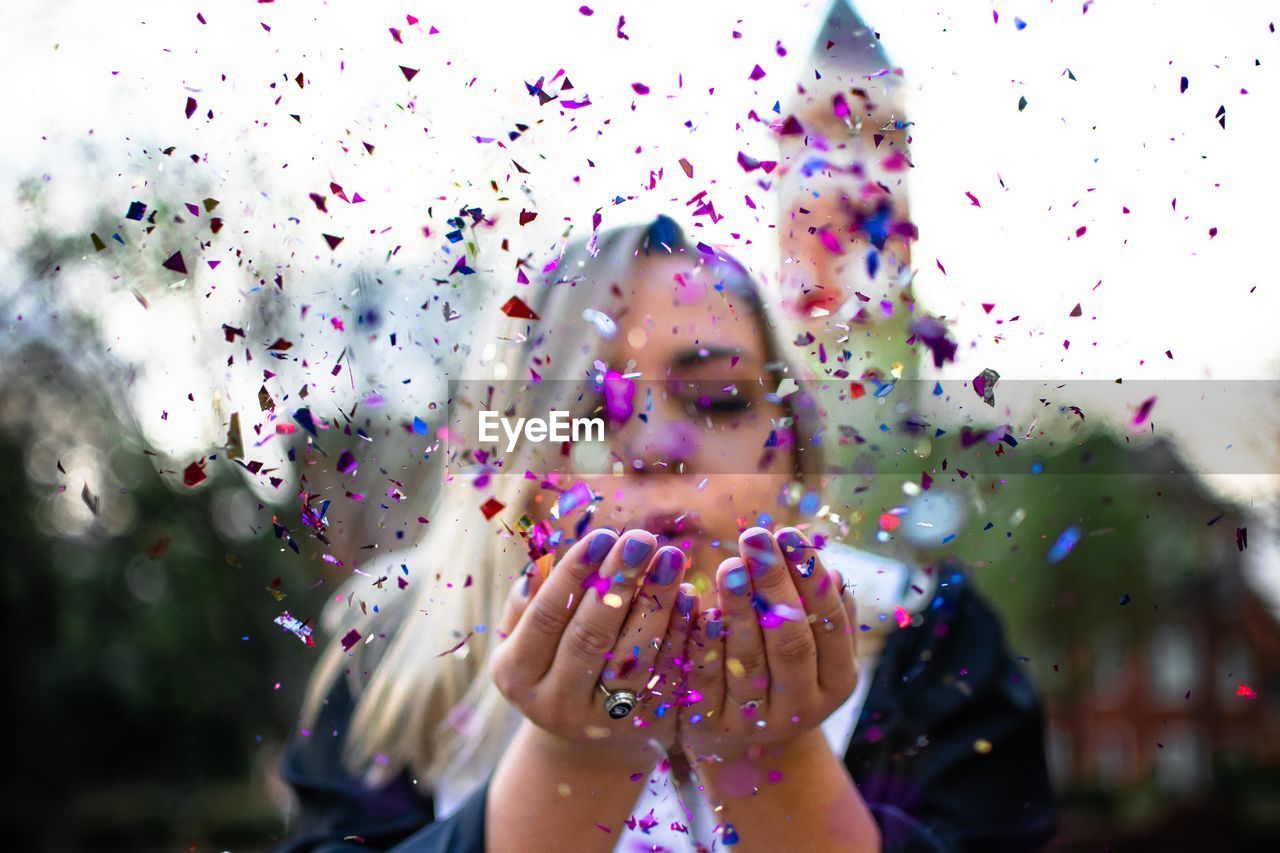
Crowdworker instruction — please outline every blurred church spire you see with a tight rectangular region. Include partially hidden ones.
[774,2,965,557]
[775,0,913,333]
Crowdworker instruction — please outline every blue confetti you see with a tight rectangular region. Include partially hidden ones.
[1047,525,1082,564]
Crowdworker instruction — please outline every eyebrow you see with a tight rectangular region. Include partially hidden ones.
[668,345,745,370]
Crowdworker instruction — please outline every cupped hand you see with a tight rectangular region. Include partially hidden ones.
[490,528,697,766]
[677,526,858,763]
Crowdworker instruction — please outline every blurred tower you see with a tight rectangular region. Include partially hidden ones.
[776,0,913,350]
[775,1,967,561]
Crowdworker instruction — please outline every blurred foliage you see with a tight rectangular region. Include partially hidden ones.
[1,346,328,851]
[953,436,1233,686]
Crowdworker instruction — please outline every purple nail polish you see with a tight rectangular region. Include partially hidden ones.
[742,531,776,577]
[705,609,724,639]
[585,531,615,565]
[725,564,750,596]
[650,547,683,585]
[775,530,804,562]
[621,537,655,568]
[676,584,696,616]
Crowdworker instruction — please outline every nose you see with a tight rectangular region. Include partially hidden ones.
[611,416,702,472]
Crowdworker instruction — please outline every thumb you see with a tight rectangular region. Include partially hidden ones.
[497,562,545,638]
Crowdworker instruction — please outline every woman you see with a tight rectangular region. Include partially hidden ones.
[275,216,1056,852]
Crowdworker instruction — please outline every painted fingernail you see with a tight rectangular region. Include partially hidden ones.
[705,609,724,640]
[585,531,616,565]
[725,564,750,596]
[775,530,805,561]
[621,537,655,568]
[676,583,696,616]
[650,547,684,586]
[742,531,776,577]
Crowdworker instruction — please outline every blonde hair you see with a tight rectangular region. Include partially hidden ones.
[297,216,828,794]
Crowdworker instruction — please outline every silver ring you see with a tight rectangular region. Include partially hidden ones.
[597,682,639,719]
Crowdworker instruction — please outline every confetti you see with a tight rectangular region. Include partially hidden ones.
[1047,526,1082,564]
[583,308,617,338]
[183,460,208,487]
[274,612,315,646]
[1130,396,1157,429]
[500,295,539,320]
[973,368,999,406]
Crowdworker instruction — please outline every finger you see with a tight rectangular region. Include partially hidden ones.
[681,606,725,747]
[739,528,817,708]
[716,556,768,720]
[648,582,698,712]
[775,528,856,695]
[545,530,658,704]
[606,545,687,693]
[504,528,619,686]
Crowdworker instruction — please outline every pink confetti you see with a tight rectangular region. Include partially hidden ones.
[1130,396,1157,429]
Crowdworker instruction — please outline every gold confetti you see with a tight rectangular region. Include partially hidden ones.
[535,553,554,579]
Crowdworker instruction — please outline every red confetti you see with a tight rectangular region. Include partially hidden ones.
[480,497,505,519]
[183,460,208,487]
[500,296,540,320]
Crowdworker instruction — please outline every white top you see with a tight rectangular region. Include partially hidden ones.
[611,657,877,852]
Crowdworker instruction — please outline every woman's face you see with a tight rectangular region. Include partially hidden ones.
[570,255,800,594]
